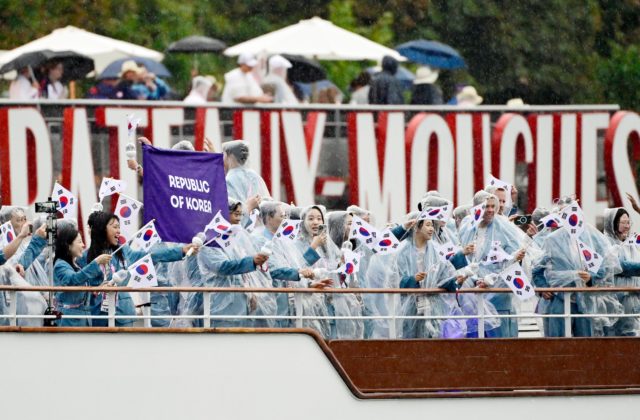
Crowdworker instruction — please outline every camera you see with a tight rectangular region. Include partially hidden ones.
[35,199,58,214]
[514,214,532,226]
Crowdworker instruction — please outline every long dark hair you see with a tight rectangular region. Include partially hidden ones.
[87,211,123,264]
[614,208,630,234]
[54,224,80,269]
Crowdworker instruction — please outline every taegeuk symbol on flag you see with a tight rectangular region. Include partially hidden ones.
[577,239,603,274]
[130,221,161,252]
[128,254,158,288]
[500,263,535,301]
[274,219,301,241]
[0,222,16,247]
[51,182,78,220]
[114,194,142,244]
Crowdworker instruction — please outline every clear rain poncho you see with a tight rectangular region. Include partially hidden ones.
[364,252,402,338]
[397,236,460,338]
[224,140,271,202]
[539,223,623,336]
[603,207,640,336]
[0,265,47,326]
[326,210,364,339]
[197,228,277,328]
[458,193,527,337]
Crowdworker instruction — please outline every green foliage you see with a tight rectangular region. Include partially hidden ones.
[596,43,640,111]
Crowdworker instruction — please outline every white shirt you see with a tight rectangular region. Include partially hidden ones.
[9,75,39,100]
[46,81,68,100]
[183,90,207,104]
[262,74,298,104]
[221,68,264,104]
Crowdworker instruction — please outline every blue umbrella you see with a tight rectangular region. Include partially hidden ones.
[395,40,466,70]
[98,56,171,79]
[366,65,415,90]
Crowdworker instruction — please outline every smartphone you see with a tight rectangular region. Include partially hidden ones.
[514,214,532,226]
[29,224,33,234]
[317,224,326,235]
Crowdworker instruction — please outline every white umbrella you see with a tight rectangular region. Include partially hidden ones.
[224,17,405,62]
[0,25,164,74]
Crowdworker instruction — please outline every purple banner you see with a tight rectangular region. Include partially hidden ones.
[142,144,229,244]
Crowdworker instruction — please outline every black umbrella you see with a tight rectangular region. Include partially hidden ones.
[282,54,326,83]
[0,50,94,82]
[167,35,226,53]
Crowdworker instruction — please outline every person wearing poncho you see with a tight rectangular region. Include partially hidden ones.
[458,191,528,337]
[534,203,622,337]
[603,207,640,336]
[223,140,270,203]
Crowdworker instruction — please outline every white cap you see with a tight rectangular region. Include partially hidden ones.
[238,53,258,67]
[268,55,292,70]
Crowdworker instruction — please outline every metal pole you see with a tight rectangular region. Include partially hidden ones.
[389,292,397,339]
[294,293,303,328]
[107,292,116,328]
[564,292,572,338]
[142,293,151,328]
[203,292,211,328]
[8,291,16,327]
[478,297,485,338]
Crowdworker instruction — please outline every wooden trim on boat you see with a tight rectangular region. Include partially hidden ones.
[2,326,639,400]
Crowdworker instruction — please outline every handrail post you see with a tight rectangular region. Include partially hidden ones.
[389,292,397,339]
[294,292,303,328]
[477,295,485,338]
[203,292,211,328]
[564,291,572,338]
[107,292,116,328]
[142,292,151,328]
[8,291,17,327]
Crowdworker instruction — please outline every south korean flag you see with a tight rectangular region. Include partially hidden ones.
[577,239,603,274]
[51,182,78,220]
[205,211,232,237]
[500,262,535,301]
[418,204,452,223]
[114,194,142,244]
[540,214,562,230]
[625,232,640,246]
[274,219,301,241]
[349,215,380,251]
[127,113,141,139]
[560,203,585,237]
[432,240,462,264]
[213,225,242,249]
[98,177,128,201]
[130,221,161,252]
[0,222,16,247]
[469,202,486,228]
[334,249,362,277]
[480,241,513,266]
[373,228,401,254]
[128,255,158,288]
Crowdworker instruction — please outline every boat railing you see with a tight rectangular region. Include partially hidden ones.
[1,285,638,338]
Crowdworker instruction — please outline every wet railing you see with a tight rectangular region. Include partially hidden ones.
[1,285,637,338]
